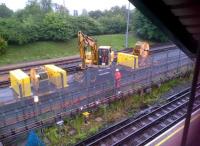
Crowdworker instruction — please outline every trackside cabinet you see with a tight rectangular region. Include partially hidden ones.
[117,52,139,69]
[9,69,31,98]
[44,65,68,89]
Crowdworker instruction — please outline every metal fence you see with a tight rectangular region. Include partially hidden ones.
[0,49,194,144]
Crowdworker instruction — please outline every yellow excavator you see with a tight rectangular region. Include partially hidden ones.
[78,31,114,69]
[133,41,150,57]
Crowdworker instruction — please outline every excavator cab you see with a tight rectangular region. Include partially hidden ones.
[98,46,113,66]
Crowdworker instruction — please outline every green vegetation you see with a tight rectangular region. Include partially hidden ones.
[0,37,7,55]
[0,1,128,45]
[0,0,167,66]
[132,9,168,42]
[0,34,138,66]
[40,75,191,146]
[0,4,13,18]
[95,34,138,50]
[0,0,166,47]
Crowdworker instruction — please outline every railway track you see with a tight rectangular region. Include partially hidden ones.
[0,59,81,88]
[0,43,175,76]
[0,57,81,76]
[75,85,200,146]
[0,76,194,144]
[0,43,176,88]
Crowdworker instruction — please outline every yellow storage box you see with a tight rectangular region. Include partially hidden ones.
[117,52,139,69]
[44,65,68,88]
[9,69,31,98]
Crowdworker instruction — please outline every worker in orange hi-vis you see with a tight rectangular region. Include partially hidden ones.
[115,68,122,94]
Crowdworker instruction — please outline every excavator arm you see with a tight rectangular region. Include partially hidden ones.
[78,31,98,68]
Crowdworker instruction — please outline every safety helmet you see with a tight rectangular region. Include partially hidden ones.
[116,68,119,72]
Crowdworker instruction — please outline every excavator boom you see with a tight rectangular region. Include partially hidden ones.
[78,31,98,68]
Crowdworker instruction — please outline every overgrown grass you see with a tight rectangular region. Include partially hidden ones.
[0,34,138,66]
[40,75,191,146]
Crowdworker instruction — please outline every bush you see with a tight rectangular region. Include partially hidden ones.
[0,4,131,45]
[42,12,75,41]
[72,16,103,35]
[0,18,30,44]
[132,9,168,42]
[0,37,7,55]
[99,15,126,34]
[0,4,13,18]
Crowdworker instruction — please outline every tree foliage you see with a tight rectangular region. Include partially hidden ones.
[0,2,168,46]
[42,12,74,41]
[0,4,13,18]
[40,0,52,13]
[132,9,168,42]
[99,15,126,34]
[88,10,103,19]
[0,37,7,55]
[72,16,102,35]
[89,6,127,34]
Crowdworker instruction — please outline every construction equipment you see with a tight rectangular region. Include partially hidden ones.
[133,41,150,57]
[9,69,31,98]
[117,52,139,69]
[30,67,49,91]
[44,65,68,89]
[30,65,68,91]
[78,31,114,69]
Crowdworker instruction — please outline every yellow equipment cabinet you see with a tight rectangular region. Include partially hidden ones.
[117,52,139,69]
[9,69,31,98]
[44,65,68,88]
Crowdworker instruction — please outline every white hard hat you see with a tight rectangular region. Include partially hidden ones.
[116,68,119,72]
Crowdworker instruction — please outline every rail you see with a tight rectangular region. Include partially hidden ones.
[0,45,183,88]
[76,85,200,146]
[0,43,176,77]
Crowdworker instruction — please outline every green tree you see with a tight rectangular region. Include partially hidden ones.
[22,15,41,42]
[0,37,7,55]
[0,4,135,45]
[99,15,126,34]
[42,12,74,41]
[15,0,43,21]
[107,6,127,18]
[91,6,128,34]
[72,16,102,35]
[88,10,103,19]
[54,5,69,14]
[0,18,26,44]
[40,0,52,13]
[0,4,13,18]
[132,9,168,42]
